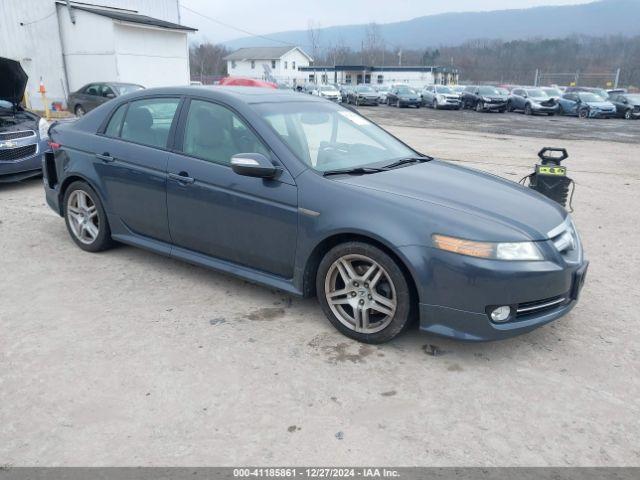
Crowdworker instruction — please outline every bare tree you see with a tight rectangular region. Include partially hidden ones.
[307,20,322,65]
[363,22,384,65]
[189,42,229,81]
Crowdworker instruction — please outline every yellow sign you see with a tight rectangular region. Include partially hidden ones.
[606,81,613,87]
[569,82,576,86]
[538,166,566,176]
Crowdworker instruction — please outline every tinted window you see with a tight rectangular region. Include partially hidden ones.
[85,84,100,96]
[120,98,180,148]
[104,104,127,137]
[478,86,500,95]
[181,100,269,166]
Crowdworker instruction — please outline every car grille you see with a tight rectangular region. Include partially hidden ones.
[516,295,567,317]
[540,99,556,107]
[0,130,36,141]
[0,144,38,161]
[547,218,581,263]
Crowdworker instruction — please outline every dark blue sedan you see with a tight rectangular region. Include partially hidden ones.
[43,87,587,343]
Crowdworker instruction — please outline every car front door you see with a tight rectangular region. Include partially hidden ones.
[166,98,298,278]
[511,89,525,110]
[559,94,578,115]
[95,96,182,244]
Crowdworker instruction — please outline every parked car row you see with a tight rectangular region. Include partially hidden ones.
[315,81,639,120]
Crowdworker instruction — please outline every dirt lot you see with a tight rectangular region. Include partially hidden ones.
[1,108,639,466]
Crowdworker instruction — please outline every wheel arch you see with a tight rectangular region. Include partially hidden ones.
[58,174,106,215]
[301,232,420,307]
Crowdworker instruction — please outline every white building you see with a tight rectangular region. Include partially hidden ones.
[0,0,196,110]
[224,47,313,86]
[300,65,460,87]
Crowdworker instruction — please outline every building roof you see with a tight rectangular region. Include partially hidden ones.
[224,46,312,62]
[62,3,197,32]
[299,65,458,73]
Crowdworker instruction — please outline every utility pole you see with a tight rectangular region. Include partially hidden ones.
[398,50,402,66]
[614,68,621,88]
[534,68,539,87]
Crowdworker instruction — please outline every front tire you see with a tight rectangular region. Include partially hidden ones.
[475,101,484,112]
[578,108,589,119]
[74,105,86,117]
[625,109,635,120]
[63,181,113,252]
[316,242,412,344]
[524,103,533,115]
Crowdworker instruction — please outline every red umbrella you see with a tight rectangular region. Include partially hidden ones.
[218,77,277,89]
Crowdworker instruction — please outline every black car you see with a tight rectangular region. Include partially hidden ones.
[386,85,421,108]
[608,93,640,120]
[347,85,379,106]
[0,57,50,183]
[67,82,144,116]
[461,86,508,112]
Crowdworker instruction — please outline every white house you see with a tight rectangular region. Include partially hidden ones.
[0,0,196,110]
[224,47,313,86]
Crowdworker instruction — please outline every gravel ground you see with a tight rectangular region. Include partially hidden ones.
[1,107,639,466]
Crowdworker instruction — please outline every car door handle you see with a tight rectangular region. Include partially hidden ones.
[96,152,114,163]
[168,172,195,185]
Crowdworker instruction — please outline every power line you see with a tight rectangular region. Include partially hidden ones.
[180,4,296,47]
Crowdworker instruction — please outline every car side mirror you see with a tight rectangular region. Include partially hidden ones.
[231,153,278,178]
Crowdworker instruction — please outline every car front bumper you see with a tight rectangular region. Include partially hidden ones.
[399,245,588,341]
[531,104,561,114]
[399,99,421,107]
[589,109,617,118]
[482,102,507,111]
[356,97,379,105]
[0,138,48,183]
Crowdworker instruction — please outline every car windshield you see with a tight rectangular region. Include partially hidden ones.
[356,86,374,92]
[578,92,602,102]
[526,89,548,98]
[542,88,562,97]
[435,86,453,93]
[592,89,608,99]
[396,86,416,94]
[625,95,640,102]
[478,87,501,95]
[115,84,144,95]
[256,102,416,172]
[376,86,389,92]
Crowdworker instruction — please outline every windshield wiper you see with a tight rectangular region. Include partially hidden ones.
[323,166,387,177]
[381,156,432,170]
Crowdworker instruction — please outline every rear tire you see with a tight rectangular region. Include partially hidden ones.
[63,181,113,252]
[316,242,412,344]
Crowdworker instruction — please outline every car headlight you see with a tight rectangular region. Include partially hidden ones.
[437,94,445,101]
[38,118,50,140]
[483,96,492,102]
[432,234,544,261]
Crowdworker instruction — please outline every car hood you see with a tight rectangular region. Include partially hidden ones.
[0,57,28,107]
[585,101,615,109]
[335,160,567,241]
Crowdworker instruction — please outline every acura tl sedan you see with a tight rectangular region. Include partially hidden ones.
[43,87,588,343]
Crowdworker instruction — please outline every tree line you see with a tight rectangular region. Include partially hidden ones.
[189,34,640,87]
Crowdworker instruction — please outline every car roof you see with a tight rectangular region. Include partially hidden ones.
[120,85,326,105]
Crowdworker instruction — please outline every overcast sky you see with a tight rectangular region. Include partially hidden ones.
[179,0,594,43]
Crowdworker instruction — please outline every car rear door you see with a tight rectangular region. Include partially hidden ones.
[166,97,298,278]
[95,96,182,244]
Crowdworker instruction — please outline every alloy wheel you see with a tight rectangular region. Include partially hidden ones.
[324,254,397,334]
[626,109,633,120]
[476,101,484,112]
[75,105,85,117]
[67,190,100,244]
[432,99,438,109]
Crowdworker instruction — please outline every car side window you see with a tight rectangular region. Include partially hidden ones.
[120,98,180,148]
[104,103,127,137]
[85,84,100,96]
[181,99,269,166]
[101,85,116,98]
